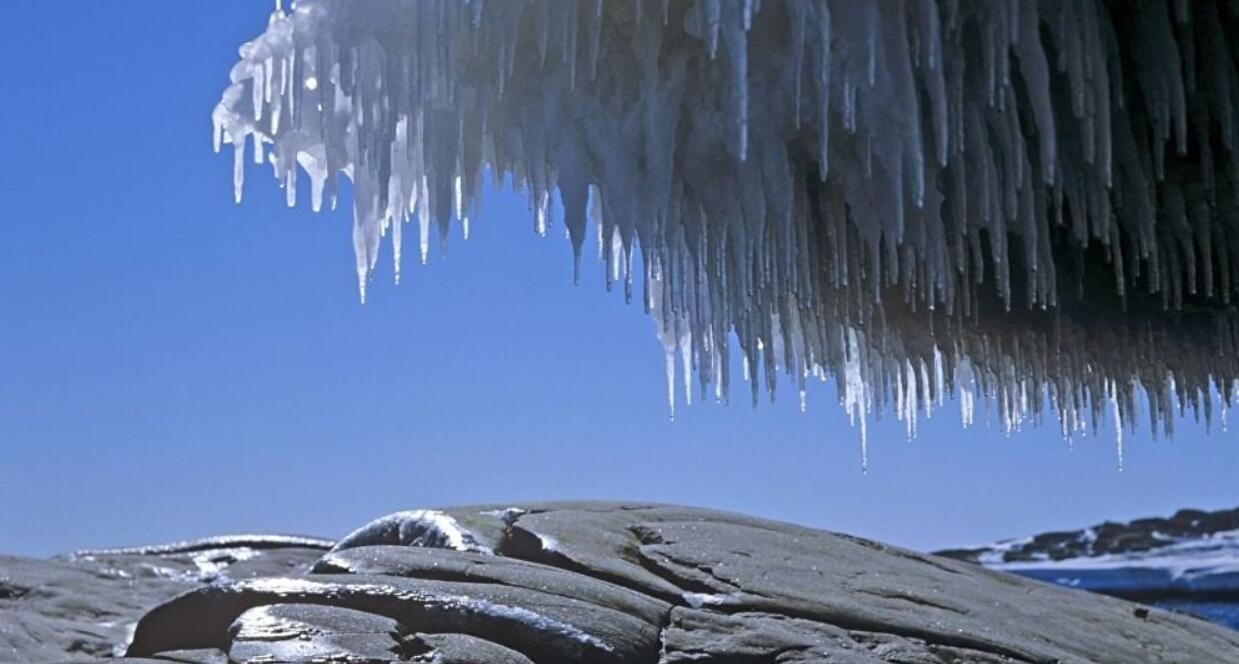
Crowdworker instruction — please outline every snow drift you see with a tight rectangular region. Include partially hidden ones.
[214,0,1239,461]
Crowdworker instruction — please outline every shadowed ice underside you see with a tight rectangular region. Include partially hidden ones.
[214,0,1239,464]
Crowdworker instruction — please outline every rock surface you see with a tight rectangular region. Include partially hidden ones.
[0,536,330,662]
[3,502,1237,663]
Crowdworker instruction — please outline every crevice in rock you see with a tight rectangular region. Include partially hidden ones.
[848,630,1030,664]
[659,648,807,663]
[0,581,30,599]
[315,549,670,629]
[848,587,971,616]
[651,595,675,664]
[634,540,1044,663]
[635,549,741,597]
[496,524,581,573]
[629,525,666,545]
[704,606,1044,664]
[65,638,114,656]
[391,632,437,660]
[495,520,684,605]
[833,534,966,576]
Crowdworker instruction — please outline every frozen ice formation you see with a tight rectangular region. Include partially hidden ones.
[215,0,1239,459]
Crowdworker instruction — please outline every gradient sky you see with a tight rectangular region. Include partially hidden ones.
[2,1,1237,558]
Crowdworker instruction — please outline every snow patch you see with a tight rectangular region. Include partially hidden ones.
[482,507,528,527]
[334,510,491,554]
[682,591,743,608]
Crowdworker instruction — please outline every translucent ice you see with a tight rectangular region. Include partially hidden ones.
[216,0,1239,457]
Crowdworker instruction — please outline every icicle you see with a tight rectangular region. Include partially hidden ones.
[232,137,246,204]
[1111,380,1125,472]
[817,4,831,179]
[665,346,677,421]
[681,335,693,407]
[454,175,464,222]
[214,0,1239,460]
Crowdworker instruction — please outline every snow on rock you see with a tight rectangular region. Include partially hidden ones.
[67,534,334,559]
[215,0,1239,457]
[333,509,493,554]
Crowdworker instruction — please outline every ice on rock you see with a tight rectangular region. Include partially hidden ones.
[332,510,491,555]
[216,0,1239,460]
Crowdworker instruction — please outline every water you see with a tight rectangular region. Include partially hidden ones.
[1149,600,1239,631]
[1006,569,1239,631]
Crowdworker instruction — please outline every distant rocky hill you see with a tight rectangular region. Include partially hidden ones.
[939,506,1239,564]
[4,502,1238,663]
[937,505,1239,630]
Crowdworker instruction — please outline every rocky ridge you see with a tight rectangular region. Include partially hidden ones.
[938,506,1239,565]
[3,502,1238,663]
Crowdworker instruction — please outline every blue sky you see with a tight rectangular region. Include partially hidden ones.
[1,1,1236,557]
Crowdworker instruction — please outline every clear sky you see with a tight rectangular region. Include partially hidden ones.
[1,1,1236,558]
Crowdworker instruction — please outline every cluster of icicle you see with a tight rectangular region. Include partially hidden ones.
[215,0,1239,466]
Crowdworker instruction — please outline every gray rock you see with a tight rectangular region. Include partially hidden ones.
[486,503,1239,662]
[0,554,190,661]
[414,633,534,664]
[144,649,229,664]
[127,573,660,663]
[312,545,670,626]
[223,604,536,663]
[0,537,330,662]
[660,608,1018,663]
[228,604,416,662]
[6,503,1239,663]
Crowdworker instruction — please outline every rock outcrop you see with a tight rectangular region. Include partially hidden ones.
[0,535,331,661]
[4,503,1238,663]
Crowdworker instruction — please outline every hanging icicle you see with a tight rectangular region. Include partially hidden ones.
[215,0,1239,458]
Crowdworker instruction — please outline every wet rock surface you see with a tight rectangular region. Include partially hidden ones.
[6,502,1239,662]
